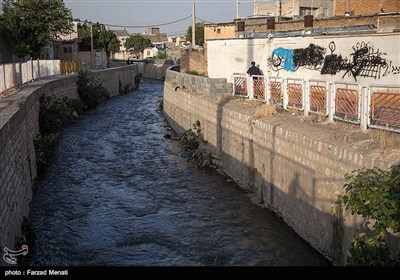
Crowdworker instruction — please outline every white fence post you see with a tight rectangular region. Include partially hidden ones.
[247,74,253,99]
[265,76,270,104]
[283,78,288,110]
[360,86,369,132]
[232,74,235,96]
[328,82,335,122]
[303,79,309,116]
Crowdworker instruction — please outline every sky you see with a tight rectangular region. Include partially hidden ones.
[62,0,260,36]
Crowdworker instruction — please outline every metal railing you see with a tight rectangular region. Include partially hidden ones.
[309,79,329,116]
[232,73,400,133]
[286,78,306,110]
[368,84,400,132]
[60,60,81,75]
[233,73,248,97]
[332,82,361,124]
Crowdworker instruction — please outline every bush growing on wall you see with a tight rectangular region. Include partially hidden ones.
[77,70,109,109]
[338,165,400,266]
[35,95,84,174]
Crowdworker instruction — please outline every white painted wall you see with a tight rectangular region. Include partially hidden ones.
[208,38,272,83]
[207,33,400,87]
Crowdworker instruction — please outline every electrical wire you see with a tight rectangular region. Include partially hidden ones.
[102,15,192,28]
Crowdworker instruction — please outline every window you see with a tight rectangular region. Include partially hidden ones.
[216,28,221,33]
[300,7,318,16]
[63,46,72,53]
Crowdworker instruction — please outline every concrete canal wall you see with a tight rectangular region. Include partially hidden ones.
[163,69,400,265]
[0,65,138,264]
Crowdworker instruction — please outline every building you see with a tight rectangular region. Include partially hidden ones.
[142,27,168,44]
[112,29,129,60]
[168,35,187,47]
[335,0,400,16]
[204,22,237,42]
[254,0,335,19]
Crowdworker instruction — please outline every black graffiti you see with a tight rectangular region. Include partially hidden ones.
[321,41,393,81]
[392,65,400,75]
[272,41,398,80]
[321,42,347,75]
[343,42,389,80]
[293,43,326,71]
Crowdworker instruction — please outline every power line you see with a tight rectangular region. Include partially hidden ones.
[195,17,215,24]
[102,15,192,28]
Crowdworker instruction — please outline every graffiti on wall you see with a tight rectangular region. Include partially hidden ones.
[271,41,399,81]
[272,44,326,73]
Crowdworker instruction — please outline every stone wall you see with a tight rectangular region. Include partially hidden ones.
[99,65,138,97]
[180,48,208,76]
[165,69,232,97]
[0,65,138,265]
[138,61,174,80]
[163,70,400,265]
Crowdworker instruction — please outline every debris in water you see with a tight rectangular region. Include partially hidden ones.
[180,153,189,158]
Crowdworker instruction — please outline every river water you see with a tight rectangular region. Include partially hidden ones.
[26,80,330,266]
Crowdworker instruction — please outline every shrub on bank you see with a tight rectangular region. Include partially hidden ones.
[77,70,109,109]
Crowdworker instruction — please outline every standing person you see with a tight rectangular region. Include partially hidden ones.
[247,61,262,77]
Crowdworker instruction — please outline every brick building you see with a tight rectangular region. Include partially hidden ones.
[204,22,236,42]
[142,27,168,44]
[254,0,335,18]
[335,0,400,16]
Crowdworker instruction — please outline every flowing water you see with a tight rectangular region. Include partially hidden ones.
[26,80,330,266]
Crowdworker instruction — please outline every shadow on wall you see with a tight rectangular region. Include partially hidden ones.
[163,90,400,265]
[139,60,176,80]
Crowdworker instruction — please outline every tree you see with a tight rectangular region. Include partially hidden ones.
[1,0,73,58]
[124,34,152,58]
[77,21,104,51]
[337,165,400,266]
[99,29,120,68]
[186,23,204,46]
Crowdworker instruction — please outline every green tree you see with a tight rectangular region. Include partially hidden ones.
[1,0,73,58]
[186,23,204,46]
[77,21,104,51]
[99,29,120,68]
[124,34,152,58]
[338,165,400,266]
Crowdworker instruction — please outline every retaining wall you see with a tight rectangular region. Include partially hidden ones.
[163,69,400,265]
[0,65,138,265]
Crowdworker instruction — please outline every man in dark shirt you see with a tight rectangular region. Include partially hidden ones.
[247,61,262,76]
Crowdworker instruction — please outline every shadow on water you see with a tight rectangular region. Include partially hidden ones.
[24,79,330,266]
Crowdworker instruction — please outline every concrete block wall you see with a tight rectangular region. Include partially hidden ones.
[166,70,232,97]
[99,65,138,97]
[163,69,399,265]
[180,48,208,76]
[0,66,138,265]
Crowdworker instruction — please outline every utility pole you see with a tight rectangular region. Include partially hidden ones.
[292,0,295,18]
[311,0,314,16]
[192,2,196,47]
